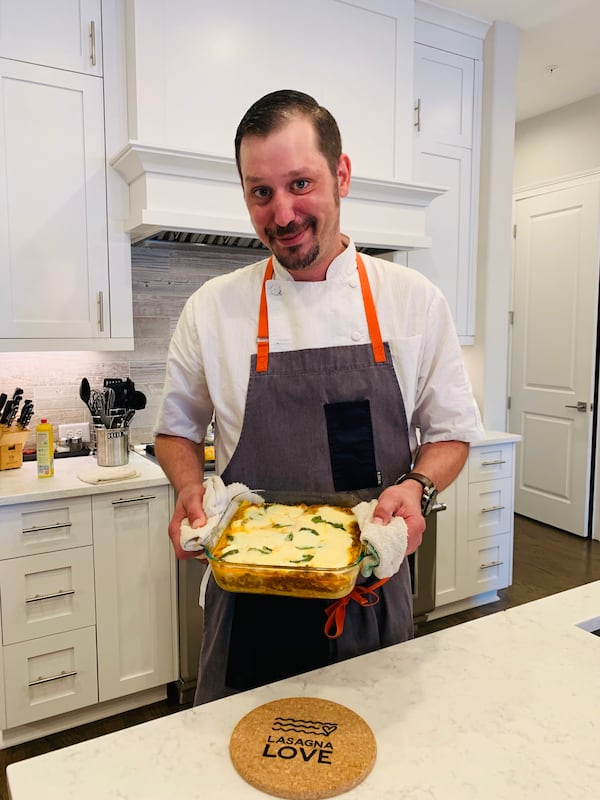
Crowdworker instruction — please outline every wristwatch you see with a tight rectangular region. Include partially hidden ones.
[395,472,438,517]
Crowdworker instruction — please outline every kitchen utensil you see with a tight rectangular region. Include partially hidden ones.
[0,400,13,426]
[16,399,34,429]
[79,377,92,413]
[205,490,364,600]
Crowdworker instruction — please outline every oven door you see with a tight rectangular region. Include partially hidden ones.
[408,503,444,622]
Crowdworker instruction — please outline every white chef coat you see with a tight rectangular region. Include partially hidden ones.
[154,238,484,471]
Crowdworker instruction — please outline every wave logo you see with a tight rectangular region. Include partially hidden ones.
[272,717,338,737]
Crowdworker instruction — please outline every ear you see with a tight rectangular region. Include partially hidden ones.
[337,153,351,198]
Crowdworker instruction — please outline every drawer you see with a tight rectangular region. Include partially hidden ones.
[0,495,92,559]
[465,534,512,597]
[468,442,514,483]
[2,626,98,728]
[0,546,96,645]
[467,478,513,540]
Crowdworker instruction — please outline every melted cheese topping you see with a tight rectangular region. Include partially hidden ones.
[213,501,360,569]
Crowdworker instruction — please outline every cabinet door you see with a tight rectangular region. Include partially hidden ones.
[408,144,474,336]
[93,486,177,702]
[0,59,109,340]
[414,43,474,148]
[3,626,98,727]
[0,546,96,644]
[0,0,102,75]
[411,42,479,342]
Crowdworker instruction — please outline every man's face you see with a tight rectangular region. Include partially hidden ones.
[239,116,351,281]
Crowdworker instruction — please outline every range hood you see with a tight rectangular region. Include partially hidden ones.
[111,143,446,252]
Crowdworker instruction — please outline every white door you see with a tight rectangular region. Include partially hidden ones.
[509,180,600,536]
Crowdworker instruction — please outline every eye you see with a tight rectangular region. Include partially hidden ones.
[251,186,271,200]
[293,179,310,191]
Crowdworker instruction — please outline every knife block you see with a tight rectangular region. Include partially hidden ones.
[0,428,29,470]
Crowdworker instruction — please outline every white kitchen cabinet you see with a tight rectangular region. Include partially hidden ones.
[433,434,519,616]
[0,1,133,351]
[3,627,98,728]
[93,485,176,702]
[0,475,176,739]
[407,12,486,344]
[0,0,102,75]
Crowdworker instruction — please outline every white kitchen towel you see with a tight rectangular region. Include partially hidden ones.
[78,465,140,484]
[179,475,264,552]
[352,500,408,579]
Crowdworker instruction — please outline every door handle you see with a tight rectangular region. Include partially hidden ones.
[564,402,587,412]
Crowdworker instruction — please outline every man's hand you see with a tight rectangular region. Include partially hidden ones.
[168,482,208,560]
[372,482,426,556]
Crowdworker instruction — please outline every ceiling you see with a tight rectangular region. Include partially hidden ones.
[429,0,600,121]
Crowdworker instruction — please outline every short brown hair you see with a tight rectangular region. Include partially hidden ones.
[234,89,342,179]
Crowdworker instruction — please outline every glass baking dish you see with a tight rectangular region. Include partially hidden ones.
[205,490,366,600]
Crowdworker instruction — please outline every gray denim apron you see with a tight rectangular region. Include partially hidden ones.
[194,255,414,705]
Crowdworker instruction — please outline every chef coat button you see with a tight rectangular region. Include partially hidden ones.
[269,284,282,296]
[348,279,359,289]
[351,331,362,342]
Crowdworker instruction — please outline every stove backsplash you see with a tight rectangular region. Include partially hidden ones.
[1,245,253,449]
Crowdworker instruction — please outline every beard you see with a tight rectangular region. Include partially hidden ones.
[265,217,320,271]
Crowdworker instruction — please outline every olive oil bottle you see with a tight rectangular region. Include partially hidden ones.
[36,418,54,478]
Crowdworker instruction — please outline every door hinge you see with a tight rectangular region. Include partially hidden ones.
[508,310,514,325]
[507,396,511,410]
[513,223,517,238]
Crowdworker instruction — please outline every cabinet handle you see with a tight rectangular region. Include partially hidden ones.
[89,20,96,66]
[480,560,504,570]
[21,522,73,536]
[29,670,77,688]
[111,494,156,506]
[414,98,421,132]
[480,459,506,466]
[481,505,505,513]
[97,290,104,332]
[26,589,75,604]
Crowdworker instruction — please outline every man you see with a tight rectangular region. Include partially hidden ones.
[155,89,484,704]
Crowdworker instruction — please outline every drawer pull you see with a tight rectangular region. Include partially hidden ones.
[29,669,77,688]
[111,495,156,506]
[481,505,505,513]
[480,459,507,466]
[480,560,504,570]
[26,589,75,604]
[21,522,73,535]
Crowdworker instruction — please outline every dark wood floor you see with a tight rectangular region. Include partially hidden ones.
[2,514,600,797]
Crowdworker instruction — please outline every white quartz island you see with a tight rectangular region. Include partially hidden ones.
[7,581,600,799]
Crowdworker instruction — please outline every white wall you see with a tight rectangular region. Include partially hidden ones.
[514,94,600,188]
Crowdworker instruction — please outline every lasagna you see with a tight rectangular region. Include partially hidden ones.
[209,501,362,599]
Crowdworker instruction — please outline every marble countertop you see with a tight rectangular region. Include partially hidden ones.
[7,581,600,799]
[0,451,168,505]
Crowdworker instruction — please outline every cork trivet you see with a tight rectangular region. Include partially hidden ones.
[229,696,376,800]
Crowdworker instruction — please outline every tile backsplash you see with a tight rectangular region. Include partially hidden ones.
[1,244,255,449]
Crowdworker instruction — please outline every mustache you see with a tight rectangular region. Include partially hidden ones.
[266,218,316,240]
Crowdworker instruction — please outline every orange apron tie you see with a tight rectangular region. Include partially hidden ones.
[256,258,275,372]
[256,254,386,373]
[324,577,391,639]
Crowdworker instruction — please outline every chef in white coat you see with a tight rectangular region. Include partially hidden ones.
[154,89,484,704]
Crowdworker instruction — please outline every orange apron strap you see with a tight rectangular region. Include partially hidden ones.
[257,254,385,372]
[323,576,391,639]
[256,258,275,373]
[356,253,386,363]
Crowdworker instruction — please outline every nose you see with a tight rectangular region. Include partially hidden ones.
[271,191,295,228]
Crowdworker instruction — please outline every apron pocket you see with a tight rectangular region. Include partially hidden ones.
[324,399,381,491]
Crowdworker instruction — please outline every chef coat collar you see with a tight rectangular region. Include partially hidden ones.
[270,235,357,283]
